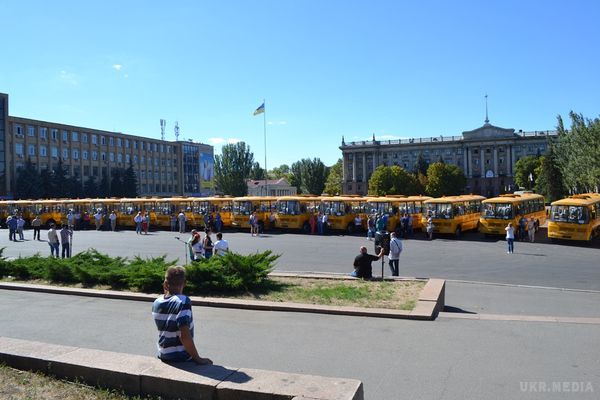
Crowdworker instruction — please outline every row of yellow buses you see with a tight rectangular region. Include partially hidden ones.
[2,193,599,242]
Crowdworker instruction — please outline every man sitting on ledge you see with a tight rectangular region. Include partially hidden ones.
[152,266,212,365]
[351,246,384,279]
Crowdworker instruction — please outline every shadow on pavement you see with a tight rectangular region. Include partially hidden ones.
[443,305,477,314]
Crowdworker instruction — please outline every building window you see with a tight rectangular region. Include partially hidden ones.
[126,154,130,163]
[73,149,79,159]
[101,152,106,161]
[62,130,68,142]
[28,144,35,156]
[15,143,24,155]
[71,132,78,141]
[499,157,504,164]
[51,147,58,158]
[92,135,98,144]
[141,170,146,179]
[62,149,69,159]
[92,151,97,160]
[83,150,88,160]
[110,152,115,162]
[40,146,47,157]
[14,124,23,136]
[473,149,479,154]
[125,139,129,148]
[133,155,137,163]
[486,148,491,153]
[154,143,158,152]
[133,140,138,149]
[83,165,90,176]
[101,136,106,145]
[154,158,159,166]
[82,133,88,143]
[28,126,35,137]
[160,144,164,153]
[141,142,145,150]
[117,153,122,163]
[154,171,159,179]
[117,138,122,147]
[51,129,58,141]
[39,127,48,139]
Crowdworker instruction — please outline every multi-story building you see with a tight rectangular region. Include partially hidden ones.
[340,119,557,197]
[247,178,297,196]
[0,93,214,199]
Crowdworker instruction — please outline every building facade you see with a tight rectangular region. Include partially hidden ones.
[247,178,297,197]
[340,120,557,197]
[0,93,214,199]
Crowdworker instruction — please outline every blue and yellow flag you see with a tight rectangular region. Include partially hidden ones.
[253,102,265,116]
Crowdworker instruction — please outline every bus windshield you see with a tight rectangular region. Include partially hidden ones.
[233,201,252,215]
[277,200,301,215]
[551,205,588,224]
[367,202,393,215]
[321,201,346,216]
[483,203,514,219]
[427,203,453,219]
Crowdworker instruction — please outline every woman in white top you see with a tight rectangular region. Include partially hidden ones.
[505,222,515,254]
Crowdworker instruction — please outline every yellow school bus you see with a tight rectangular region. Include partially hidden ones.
[423,195,486,237]
[190,196,234,230]
[274,195,320,232]
[0,200,34,225]
[231,196,277,231]
[364,197,401,231]
[118,198,158,227]
[548,193,600,242]
[319,196,361,233]
[30,199,65,226]
[479,193,547,235]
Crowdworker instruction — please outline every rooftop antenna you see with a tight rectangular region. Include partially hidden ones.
[484,94,489,124]
[160,119,166,141]
[174,121,180,141]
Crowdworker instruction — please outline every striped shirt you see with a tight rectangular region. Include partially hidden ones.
[152,294,195,362]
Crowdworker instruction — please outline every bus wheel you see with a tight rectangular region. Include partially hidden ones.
[455,226,462,238]
[347,223,355,234]
[302,222,311,234]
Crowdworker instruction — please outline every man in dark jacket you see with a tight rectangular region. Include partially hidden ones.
[352,246,384,279]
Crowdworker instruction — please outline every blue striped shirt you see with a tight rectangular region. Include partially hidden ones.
[152,294,195,362]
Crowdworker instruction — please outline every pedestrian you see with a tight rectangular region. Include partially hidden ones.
[178,211,186,233]
[203,229,214,259]
[407,214,413,237]
[354,214,362,233]
[17,215,25,240]
[527,217,536,242]
[134,211,143,234]
[59,223,73,258]
[249,212,258,237]
[505,222,515,254]
[367,215,375,240]
[170,214,177,232]
[215,212,223,233]
[74,211,81,230]
[142,213,150,234]
[321,213,328,235]
[109,211,117,231]
[518,216,527,241]
[94,210,103,230]
[376,214,385,232]
[351,246,385,279]
[213,232,229,256]
[6,216,17,241]
[426,216,434,240]
[67,211,74,230]
[83,212,90,230]
[388,232,403,276]
[188,230,203,261]
[309,214,317,234]
[203,213,210,231]
[317,212,324,235]
[31,215,42,240]
[152,266,212,365]
[47,223,60,257]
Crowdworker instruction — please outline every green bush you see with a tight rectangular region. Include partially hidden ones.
[0,249,279,295]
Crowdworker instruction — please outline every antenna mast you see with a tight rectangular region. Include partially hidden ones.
[174,121,180,141]
[160,119,166,141]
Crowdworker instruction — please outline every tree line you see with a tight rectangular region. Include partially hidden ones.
[15,159,139,199]
[513,112,599,202]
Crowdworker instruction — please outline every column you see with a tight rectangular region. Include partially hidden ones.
[463,147,469,177]
[510,145,515,176]
[493,146,498,177]
[480,146,484,177]
[372,150,377,172]
[351,153,356,181]
[362,152,367,183]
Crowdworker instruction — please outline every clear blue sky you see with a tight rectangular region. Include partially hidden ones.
[1,0,599,169]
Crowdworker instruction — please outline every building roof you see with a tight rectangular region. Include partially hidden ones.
[247,178,291,187]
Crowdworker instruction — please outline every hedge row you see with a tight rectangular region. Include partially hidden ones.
[0,248,279,295]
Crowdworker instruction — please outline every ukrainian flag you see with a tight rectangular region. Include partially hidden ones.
[253,102,265,116]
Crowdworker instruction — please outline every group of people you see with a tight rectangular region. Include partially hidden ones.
[5,215,26,241]
[352,231,404,279]
[505,216,540,254]
[187,229,229,261]
[47,223,73,258]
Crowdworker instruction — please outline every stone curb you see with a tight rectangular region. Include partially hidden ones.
[0,336,363,400]
[0,275,445,321]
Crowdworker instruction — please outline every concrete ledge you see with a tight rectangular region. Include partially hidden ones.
[0,336,363,400]
[0,276,446,321]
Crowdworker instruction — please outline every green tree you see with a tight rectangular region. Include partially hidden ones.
[368,165,418,196]
[555,112,600,193]
[83,175,98,198]
[425,162,466,197]
[269,164,290,179]
[67,176,83,198]
[534,143,566,202]
[52,160,69,198]
[323,159,343,195]
[122,161,139,197]
[15,158,43,199]
[98,174,110,197]
[40,168,56,198]
[413,153,429,176]
[514,155,541,190]
[294,158,328,195]
[110,168,124,197]
[250,162,266,180]
[214,142,255,196]
[290,161,303,193]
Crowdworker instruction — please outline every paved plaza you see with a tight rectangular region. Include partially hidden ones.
[1,227,599,399]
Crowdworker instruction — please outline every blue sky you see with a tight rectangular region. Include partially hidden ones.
[1,1,599,169]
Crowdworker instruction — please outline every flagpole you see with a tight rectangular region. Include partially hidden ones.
[263,98,268,196]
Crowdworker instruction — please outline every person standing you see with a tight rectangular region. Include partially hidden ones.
[94,210,103,230]
[505,222,515,254]
[388,232,403,277]
[83,212,90,230]
[309,214,317,234]
[426,216,434,240]
[67,211,74,230]
[109,211,118,232]
[31,215,42,240]
[170,214,177,232]
[518,216,527,241]
[215,212,223,233]
[134,211,143,234]
[367,215,375,240]
[47,223,60,257]
[317,212,324,235]
[407,214,414,237]
[203,229,214,259]
[178,211,186,233]
[142,213,150,234]
[188,230,203,261]
[16,215,25,240]
[527,217,536,242]
[213,232,229,256]
[321,213,328,235]
[354,215,362,233]
[7,216,17,241]
[59,224,73,258]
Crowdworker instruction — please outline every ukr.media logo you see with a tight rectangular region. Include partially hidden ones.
[520,381,594,393]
